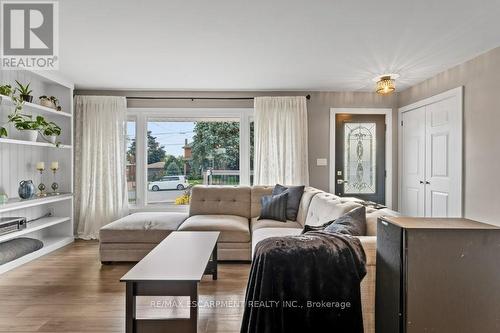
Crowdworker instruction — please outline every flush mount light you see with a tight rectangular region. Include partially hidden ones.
[373,74,400,95]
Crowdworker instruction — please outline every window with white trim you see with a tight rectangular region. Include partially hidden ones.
[127,108,253,210]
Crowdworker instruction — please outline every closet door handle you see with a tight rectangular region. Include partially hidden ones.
[419,180,424,184]
[425,181,430,185]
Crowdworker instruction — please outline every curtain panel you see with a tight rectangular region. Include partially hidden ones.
[74,95,128,239]
[254,96,309,186]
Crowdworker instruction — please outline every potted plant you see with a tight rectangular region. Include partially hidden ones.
[9,114,45,141]
[39,95,54,108]
[41,121,61,144]
[15,80,33,103]
[0,84,13,96]
[39,95,61,110]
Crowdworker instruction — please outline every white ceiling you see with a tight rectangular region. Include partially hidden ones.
[59,0,500,91]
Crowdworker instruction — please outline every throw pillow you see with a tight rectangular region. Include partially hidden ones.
[258,192,288,222]
[324,206,367,236]
[272,184,305,221]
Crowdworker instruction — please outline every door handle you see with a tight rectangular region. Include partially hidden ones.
[425,181,430,185]
[337,179,348,184]
[419,180,424,184]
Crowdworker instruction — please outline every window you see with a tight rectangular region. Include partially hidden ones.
[127,108,253,210]
[344,122,376,194]
[145,119,240,207]
[126,120,137,204]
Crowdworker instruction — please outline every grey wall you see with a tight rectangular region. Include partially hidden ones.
[306,92,398,207]
[75,89,398,205]
[398,46,500,225]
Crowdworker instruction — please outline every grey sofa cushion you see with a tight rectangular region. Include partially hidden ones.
[250,186,274,217]
[0,237,43,265]
[189,185,251,218]
[272,184,305,221]
[251,227,302,257]
[304,193,363,227]
[324,206,367,236]
[365,207,400,236]
[251,217,302,232]
[258,192,288,222]
[99,212,188,243]
[178,214,251,243]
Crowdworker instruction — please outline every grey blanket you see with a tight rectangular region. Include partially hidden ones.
[241,231,366,333]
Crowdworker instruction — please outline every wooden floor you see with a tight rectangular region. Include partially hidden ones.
[0,240,251,333]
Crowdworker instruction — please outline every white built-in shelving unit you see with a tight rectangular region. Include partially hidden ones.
[0,69,74,274]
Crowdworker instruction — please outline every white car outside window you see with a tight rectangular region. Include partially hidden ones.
[149,176,189,191]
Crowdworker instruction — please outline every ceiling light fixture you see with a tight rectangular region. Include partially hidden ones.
[373,74,400,95]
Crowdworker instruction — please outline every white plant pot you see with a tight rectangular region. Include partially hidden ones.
[48,135,57,144]
[22,130,38,142]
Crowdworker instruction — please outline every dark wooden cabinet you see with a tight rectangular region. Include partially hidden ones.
[375,217,500,333]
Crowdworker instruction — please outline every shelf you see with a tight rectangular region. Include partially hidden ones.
[0,137,71,149]
[0,235,74,274]
[0,193,73,213]
[0,69,74,275]
[0,95,72,118]
[0,216,71,243]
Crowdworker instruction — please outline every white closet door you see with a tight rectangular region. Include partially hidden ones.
[401,107,426,217]
[425,97,462,217]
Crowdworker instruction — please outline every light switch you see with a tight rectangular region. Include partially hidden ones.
[316,158,327,166]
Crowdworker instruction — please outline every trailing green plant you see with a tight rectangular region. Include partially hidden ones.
[42,121,61,136]
[0,111,62,146]
[15,80,32,96]
[11,94,24,112]
[0,94,25,137]
[10,114,45,131]
[39,119,62,147]
[0,84,13,96]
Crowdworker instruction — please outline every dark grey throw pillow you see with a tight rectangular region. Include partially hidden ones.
[258,192,288,222]
[272,184,305,221]
[324,206,367,236]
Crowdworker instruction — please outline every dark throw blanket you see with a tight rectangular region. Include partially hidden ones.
[240,231,367,333]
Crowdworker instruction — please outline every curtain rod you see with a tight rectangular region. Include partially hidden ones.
[126,94,311,101]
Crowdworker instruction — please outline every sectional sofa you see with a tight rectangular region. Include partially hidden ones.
[99,185,398,333]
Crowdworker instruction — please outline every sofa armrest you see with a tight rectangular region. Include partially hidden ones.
[357,236,376,266]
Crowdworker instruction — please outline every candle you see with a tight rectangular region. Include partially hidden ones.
[51,161,59,170]
[36,162,45,171]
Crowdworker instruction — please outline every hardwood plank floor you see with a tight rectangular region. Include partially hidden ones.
[0,240,251,333]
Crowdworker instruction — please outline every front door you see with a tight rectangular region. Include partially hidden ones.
[335,114,386,204]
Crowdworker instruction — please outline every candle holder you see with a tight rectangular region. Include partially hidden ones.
[51,162,59,195]
[36,163,46,197]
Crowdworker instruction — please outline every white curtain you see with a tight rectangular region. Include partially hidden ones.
[74,96,128,239]
[254,96,309,185]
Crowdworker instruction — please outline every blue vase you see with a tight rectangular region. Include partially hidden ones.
[18,180,36,199]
